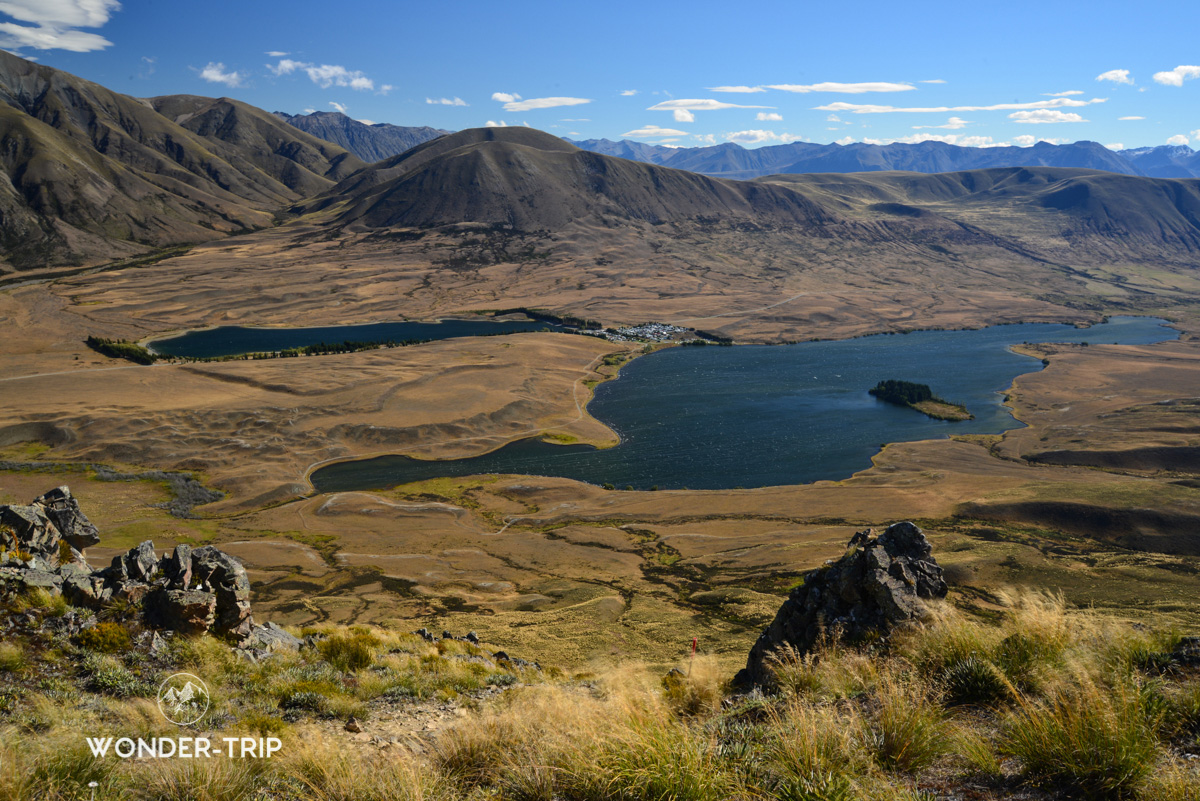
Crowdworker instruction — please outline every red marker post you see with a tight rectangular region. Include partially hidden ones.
[687,637,697,676]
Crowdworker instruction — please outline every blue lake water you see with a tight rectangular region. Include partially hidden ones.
[149,319,568,358]
[310,316,1176,492]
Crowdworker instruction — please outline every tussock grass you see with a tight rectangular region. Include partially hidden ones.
[0,590,1196,800]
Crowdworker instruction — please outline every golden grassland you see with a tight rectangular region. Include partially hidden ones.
[0,588,1197,800]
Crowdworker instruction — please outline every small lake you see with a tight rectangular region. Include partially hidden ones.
[149,318,568,359]
[310,316,1176,493]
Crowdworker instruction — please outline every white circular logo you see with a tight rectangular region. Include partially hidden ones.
[157,673,210,726]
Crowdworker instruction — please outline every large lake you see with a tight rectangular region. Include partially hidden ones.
[149,318,568,358]
[310,316,1176,493]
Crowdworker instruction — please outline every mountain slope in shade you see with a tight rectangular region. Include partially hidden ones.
[305,127,840,231]
[571,137,1163,179]
[272,111,450,163]
[0,51,364,273]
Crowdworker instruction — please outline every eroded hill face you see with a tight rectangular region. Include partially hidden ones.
[0,51,363,273]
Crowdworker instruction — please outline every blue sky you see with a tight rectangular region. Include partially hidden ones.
[3,0,1198,151]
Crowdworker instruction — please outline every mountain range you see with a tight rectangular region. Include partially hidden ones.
[1,49,1198,289]
[568,137,1200,180]
[271,111,449,163]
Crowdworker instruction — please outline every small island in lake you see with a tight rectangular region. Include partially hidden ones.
[868,379,974,421]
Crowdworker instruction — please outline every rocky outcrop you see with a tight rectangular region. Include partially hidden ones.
[0,486,272,646]
[734,522,947,688]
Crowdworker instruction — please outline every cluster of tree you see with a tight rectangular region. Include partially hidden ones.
[868,379,936,406]
[84,336,159,365]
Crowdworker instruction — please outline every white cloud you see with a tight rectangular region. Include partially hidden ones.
[503,96,591,112]
[0,0,118,51]
[766,81,915,94]
[1009,109,1087,124]
[914,116,969,130]
[1167,134,1190,146]
[619,89,638,96]
[1119,116,1145,120]
[198,62,243,88]
[329,101,347,114]
[1096,69,1134,85]
[1153,65,1200,87]
[648,98,772,113]
[357,119,375,125]
[265,50,288,57]
[378,84,394,95]
[818,97,1105,114]
[491,92,521,103]
[826,113,843,123]
[1105,142,1125,150]
[920,79,946,84]
[672,108,695,122]
[304,63,372,90]
[693,134,717,145]
[561,118,590,122]
[485,120,530,128]
[844,133,1003,147]
[835,136,856,145]
[1045,90,1083,96]
[303,107,315,114]
[268,59,374,90]
[724,130,792,143]
[1192,129,1200,139]
[426,97,468,106]
[1013,135,1036,147]
[708,85,767,93]
[622,124,689,138]
[756,112,784,121]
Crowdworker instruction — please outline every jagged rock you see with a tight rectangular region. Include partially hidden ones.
[163,544,193,588]
[191,546,253,638]
[33,487,100,551]
[735,521,947,688]
[466,631,480,644]
[345,717,363,733]
[241,622,302,653]
[1,566,62,594]
[121,540,160,583]
[146,588,217,634]
[62,573,109,607]
[0,504,59,556]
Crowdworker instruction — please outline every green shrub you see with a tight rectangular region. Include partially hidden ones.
[318,631,379,673]
[1000,683,1162,798]
[280,690,329,714]
[863,688,950,773]
[76,621,132,653]
[942,655,1013,707]
[0,643,27,674]
[85,656,149,697]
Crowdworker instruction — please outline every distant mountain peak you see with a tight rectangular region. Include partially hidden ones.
[272,110,450,163]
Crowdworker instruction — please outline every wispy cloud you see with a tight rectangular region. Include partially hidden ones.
[198,62,243,88]
[1105,143,1124,150]
[1013,135,1066,146]
[0,0,119,52]
[265,50,288,57]
[1096,69,1134,85]
[426,97,468,106]
[491,92,521,103]
[919,79,946,84]
[708,85,767,93]
[817,97,1105,114]
[619,89,638,96]
[766,81,915,93]
[756,112,783,121]
[913,116,969,130]
[1009,109,1086,124]
[485,120,530,128]
[622,124,689,138]
[648,98,772,113]
[1044,90,1083,97]
[267,59,375,90]
[840,133,1000,147]
[502,96,591,112]
[1153,65,1200,87]
[329,101,347,114]
[1167,134,1190,145]
[1119,116,1145,120]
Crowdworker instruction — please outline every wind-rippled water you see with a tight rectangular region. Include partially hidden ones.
[310,316,1176,492]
